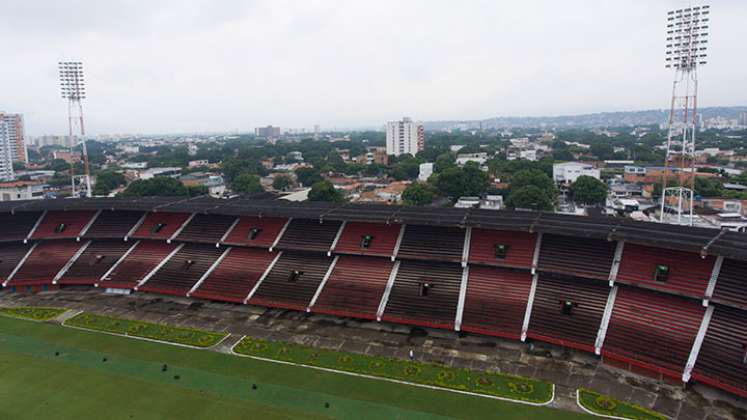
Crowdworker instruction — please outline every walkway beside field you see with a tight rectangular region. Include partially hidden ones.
[2,289,746,420]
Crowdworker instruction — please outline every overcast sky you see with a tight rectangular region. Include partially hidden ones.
[1,0,745,136]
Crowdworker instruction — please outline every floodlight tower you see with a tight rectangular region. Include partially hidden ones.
[659,5,710,225]
[59,61,92,198]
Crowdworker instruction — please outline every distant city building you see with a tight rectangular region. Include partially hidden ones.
[0,120,14,180]
[0,180,45,201]
[386,117,424,156]
[52,150,82,164]
[255,125,281,138]
[456,152,488,166]
[740,112,747,127]
[418,163,433,182]
[30,135,71,147]
[188,159,209,168]
[0,112,27,164]
[552,162,601,185]
[139,167,181,180]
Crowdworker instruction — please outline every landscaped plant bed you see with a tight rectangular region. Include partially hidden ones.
[577,388,665,419]
[65,312,226,348]
[234,336,553,404]
[0,306,66,321]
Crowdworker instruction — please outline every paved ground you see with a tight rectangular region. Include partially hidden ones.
[2,288,745,419]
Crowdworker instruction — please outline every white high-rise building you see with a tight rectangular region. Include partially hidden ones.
[386,117,424,156]
[0,120,14,180]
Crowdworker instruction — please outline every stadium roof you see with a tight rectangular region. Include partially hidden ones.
[1,196,746,260]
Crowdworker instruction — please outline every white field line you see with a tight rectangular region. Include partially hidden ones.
[61,316,230,351]
[228,335,555,407]
[575,389,661,420]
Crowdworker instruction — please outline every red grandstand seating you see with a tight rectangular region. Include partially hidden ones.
[6,240,82,286]
[248,251,333,311]
[190,247,276,303]
[220,216,287,248]
[711,258,747,310]
[528,274,610,352]
[468,229,536,269]
[274,219,342,252]
[603,286,705,378]
[381,260,462,329]
[57,240,132,285]
[311,255,393,320]
[0,242,32,283]
[175,214,237,244]
[0,212,42,242]
[460,266,532,340]
[538,234,616,281]
[692,305,747,398]
[98,240,177,289]
[130,212,192,240]
[333,222,401,257]
[616,243,714,298]
[30,210,97,239]
[138,243,224,297]
[83,210,143,239]
[396,225,465,263]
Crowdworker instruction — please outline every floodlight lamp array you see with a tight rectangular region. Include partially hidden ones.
[665,5,709,69]
[59,61,86,100]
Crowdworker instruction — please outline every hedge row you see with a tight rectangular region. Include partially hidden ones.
[66,312,226,348]
[234,336,553,404]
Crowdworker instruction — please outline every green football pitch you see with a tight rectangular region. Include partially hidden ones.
[0,316,590,419]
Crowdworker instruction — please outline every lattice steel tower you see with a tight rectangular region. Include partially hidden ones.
[659,5,710,225]
[59,61,92,198]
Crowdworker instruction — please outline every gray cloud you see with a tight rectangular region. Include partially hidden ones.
[1,0,744,135]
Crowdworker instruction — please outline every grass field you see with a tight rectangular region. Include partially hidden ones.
[0,316,592,419]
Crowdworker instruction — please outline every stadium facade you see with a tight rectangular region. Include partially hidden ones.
[0,196,745,399]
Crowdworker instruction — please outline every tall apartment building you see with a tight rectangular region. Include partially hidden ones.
[0,120,14,180]
[386,117,424,156]
[0,113,26,164]
[255,125,281,138]
[740,112,747,127]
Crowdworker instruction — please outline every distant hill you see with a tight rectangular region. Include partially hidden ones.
[424,106,747,130]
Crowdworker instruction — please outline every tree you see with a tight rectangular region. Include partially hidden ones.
[507,186,554,211]
[402,182,434,206]
[308,180,344,202]
[694,177,724,198]
[49,159,70,173]
[121,177,189,197]
[295,167,322,187]
[433,163,488,199]
[272,175,291,191]
[232,173,264,194]
[511,169,556,199]
[570,176,608,206]
[93,171,126,196]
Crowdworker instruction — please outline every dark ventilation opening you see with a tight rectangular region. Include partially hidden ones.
[360,235,374,249]
[54,223,67,234]
[654,264,670,282]
[494,244,509,259]
[151,223,166,234]
[419,282,432,297]
[561,300,576,315]
[288,270,304,282]
[248,227,262,240]
[184,259,195,270]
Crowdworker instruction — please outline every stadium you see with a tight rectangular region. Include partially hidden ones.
[1,196,746,419]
